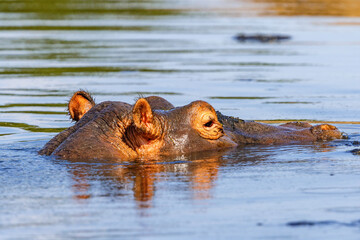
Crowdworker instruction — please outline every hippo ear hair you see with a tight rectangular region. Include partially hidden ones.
[68,90,95,121]
[132,98,153,127]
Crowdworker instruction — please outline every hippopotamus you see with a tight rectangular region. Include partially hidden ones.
[39,91,343,160]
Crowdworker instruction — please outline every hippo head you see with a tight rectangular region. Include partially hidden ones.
[158,100,236,155]
[111,97,236,158]
[40,91,236,160]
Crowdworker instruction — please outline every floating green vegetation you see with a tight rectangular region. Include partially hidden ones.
[0,93,68,97]
[0,122,66,133]
[255,79,302,83]
[0,103,67,108]
[258,119,313,123]
[0,26,151,31]
[94,91,182,96]
[0,67,255,77]
[0,1,183,19]
[0,91,181,97]
[0,67,176,76]
[11,39,84,46]
[209,96,275,100]
[257,120,360,124]
[264,101,314,104]
[0,39,86,51]
[235,78,301,83]
[0,133,13,137]
[0,88,67,93]
[5,52,84,61]
[209,62,295,67]
[0,111,66,115]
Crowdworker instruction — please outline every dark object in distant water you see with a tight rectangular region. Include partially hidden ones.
[234,34,291,43]
[287,220,337,227]
[287,219,360,227]
[350,148,360,155]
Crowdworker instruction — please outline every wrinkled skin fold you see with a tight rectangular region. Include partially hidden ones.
[39,91,343,161]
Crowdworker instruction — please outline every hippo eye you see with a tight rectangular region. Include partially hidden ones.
[204,120,214,128]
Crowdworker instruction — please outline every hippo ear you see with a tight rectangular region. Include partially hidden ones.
[133,98,154,127]
[68,91,95,121]
[132,98,162,139]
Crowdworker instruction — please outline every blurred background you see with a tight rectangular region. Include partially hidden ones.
[1,1,360,239]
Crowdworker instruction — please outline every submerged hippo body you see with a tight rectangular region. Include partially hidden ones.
[39,91,343,160]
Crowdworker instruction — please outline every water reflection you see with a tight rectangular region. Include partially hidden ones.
[66,150,228,209]
[61,142,338,209]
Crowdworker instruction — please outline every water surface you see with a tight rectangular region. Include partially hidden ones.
[1,0,360,239]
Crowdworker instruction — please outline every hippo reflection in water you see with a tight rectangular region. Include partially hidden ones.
[39,91,343,160]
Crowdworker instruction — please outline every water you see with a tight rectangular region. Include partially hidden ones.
[1,0,360,239]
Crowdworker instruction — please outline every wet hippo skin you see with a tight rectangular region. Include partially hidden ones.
[39,91,343,161]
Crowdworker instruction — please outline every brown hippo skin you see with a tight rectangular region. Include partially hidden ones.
[39,91,343,160]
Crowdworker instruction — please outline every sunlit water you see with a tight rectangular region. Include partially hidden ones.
[1,0,360,239]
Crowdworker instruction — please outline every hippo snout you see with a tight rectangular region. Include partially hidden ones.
[310,124,343,141]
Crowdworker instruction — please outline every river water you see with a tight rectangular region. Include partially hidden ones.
[1,0,360,239]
